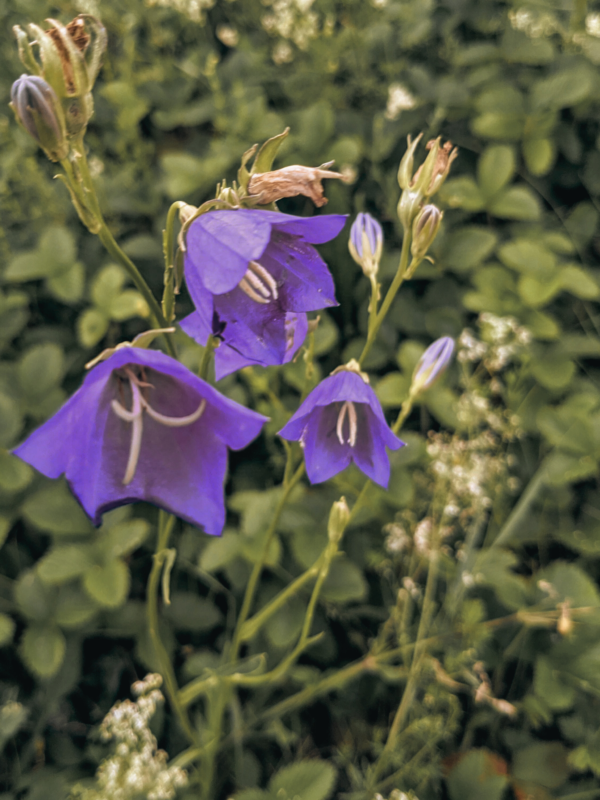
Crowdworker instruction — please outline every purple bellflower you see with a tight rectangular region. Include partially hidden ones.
[411,336,455,394]
[348,212,383,277]
[179,209,346,379]
[278,361,404,488]
[13,347,268,535]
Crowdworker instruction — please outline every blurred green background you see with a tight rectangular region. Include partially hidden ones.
[3,0,600,798]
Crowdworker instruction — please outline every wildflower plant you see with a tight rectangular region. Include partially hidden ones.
[4,3,600,800]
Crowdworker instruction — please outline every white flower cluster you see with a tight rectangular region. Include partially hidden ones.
[385,83,417,121]
[262,0,321,55]
[374,791,419,800]
[70,674,187,800]
[586,12,600,37]
[508,7,559,38]
[458,313,530,373]
[145,0,215,24]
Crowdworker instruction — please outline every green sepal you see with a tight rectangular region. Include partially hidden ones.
[251,127,290,175]
[13,25,42,76]
[238,143,258,192]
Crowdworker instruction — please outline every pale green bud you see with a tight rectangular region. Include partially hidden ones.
[328,496,350,543]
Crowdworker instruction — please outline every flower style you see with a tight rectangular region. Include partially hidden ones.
[278,362,404,487]
[13,347,268,535]
[179,209,346,379]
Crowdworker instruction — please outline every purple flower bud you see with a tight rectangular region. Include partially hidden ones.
[411,204,442,260]
[10,74,68,161]
[348,212,383,277]
[278,362,404,488]
[412,336,455,393]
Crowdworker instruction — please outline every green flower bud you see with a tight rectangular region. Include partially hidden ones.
[10,74,68,161]
[328,496,350,544]
[397,133,423,190]
[13,15,106,136]
[411,204,442,260]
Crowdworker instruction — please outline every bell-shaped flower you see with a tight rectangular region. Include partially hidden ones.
[278,361,404,487]
[13,348,268,535]
[179,209,346,379]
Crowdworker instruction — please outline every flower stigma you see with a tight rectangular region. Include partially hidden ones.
[336,400,357,447]
[111,368,206,485]
[238,260,279,304]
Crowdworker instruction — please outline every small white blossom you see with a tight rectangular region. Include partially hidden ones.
[385,83,417,120]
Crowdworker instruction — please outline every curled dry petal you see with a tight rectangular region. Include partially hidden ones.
[248,163,348,207]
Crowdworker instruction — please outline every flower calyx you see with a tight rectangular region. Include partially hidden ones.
[331,358,370,384]
[85,329,176,370]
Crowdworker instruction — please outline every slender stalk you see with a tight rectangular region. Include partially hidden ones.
[198,335,217,381]
[492,459,548,548]
[230,460,305,659]
[147,511,197,745]
[359,234,411,366]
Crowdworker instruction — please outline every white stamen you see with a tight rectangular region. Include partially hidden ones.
[238,261,279,304]
[336,401,358,447]
[123,378,144,485]
[143,398,206,427]
[111,369,209,486]
[248,260,279,300]
[239,276,270,304]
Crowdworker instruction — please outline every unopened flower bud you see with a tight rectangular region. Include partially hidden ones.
[13,15,106,136]
[398,133,423,190]
[10,74,68,161]
[397,189,422,230]
[328,496,350,544]
[178,203,198,225]
[411,204,442,260]
[410,137,458,198]
[411,336,455,396]
[349,212,383,278]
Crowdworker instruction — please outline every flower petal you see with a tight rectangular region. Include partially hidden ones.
[352,408,393,488]
[186,210,272,295]
[262,233,337,310]
[303,405,352,484]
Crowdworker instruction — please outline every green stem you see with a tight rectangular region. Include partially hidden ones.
[372,538,440,783]
[359,234,411,366]
[62,136,175,357]
[230,460,305,659]
[492,459,548,548]
[147,511,197,745]
[198,335,217,381]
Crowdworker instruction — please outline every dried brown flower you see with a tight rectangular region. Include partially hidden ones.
[248,162,347,207]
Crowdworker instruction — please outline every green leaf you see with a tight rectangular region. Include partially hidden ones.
[439,176,485,211]
[557,265,599,300]
[54,585,99,629]
[46,261,85,304]
[269,759,336,800]
[498,239,556,278]
[523,138,555,177]
[313,313,339,356]
[298,103,334,156]
[477,145,515,197]
[518,275,560,308]
[0,450,33,493]
[531,354,576,390]
[265,596,304,650]
[37,545,95,585]
[14,570,56,622]
[83,559,130,608]
[18,343,65,400]
[534,656,576,712]
[103,518,150,558]
[3,251,49,282]
[531,65,595,110]
[21,482,93,536]
[90,264,127,307]
[20,624,66,679]
[566,202,598,247]
[108,290,149,321]
[471,549,528,610]
[0,391,23,448]
[375,373,409,408]
[537,561,600,608]
[502,28,555,64]
[0,614,15,646]
[446,749,509,800]
[321,557,367,603]
[164,592,222,632]
[38,226,76,269]
[77,307,109,348]
[251,128,290,174]
[199,531,243,572]
[471,112,524,140]
[512,742,569,789]
[488,186,541,220]
[442,226,497,273]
